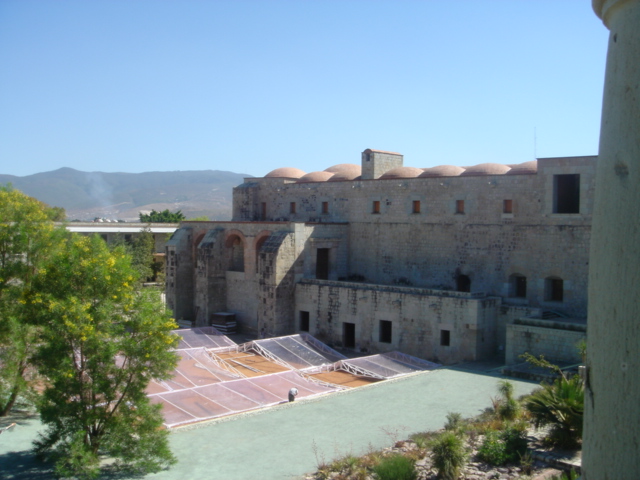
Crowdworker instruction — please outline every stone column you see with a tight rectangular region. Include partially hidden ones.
[584,1,640,478]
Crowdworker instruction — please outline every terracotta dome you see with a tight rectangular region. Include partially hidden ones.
[327,172,362,182]
[379,167,424,179]
[324,163,361,174]
[265,167,306,179]
[296,171,335,183]
[506,160,538,175]
[419,165,466,177]
[460,163,511,176]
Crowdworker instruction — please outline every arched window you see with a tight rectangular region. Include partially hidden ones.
[456,274,471,293]
[545,276,564,302]
[509,273,527,298]
[226,234,245,272]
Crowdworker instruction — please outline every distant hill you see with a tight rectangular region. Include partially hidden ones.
[0,168,251,221]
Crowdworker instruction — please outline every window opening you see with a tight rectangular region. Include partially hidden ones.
[321,201,329,214]
[372,201,380,214]
[379,320,392,343]
[299,311,310,332]
[227,236,245,272]
[261,202,267,220]
[343,322,356,348]
[545,277,564,302]
[510,274,527,298]
[503,199,513,214]
[316,248,329,280]
[290,202,296,214]
[456,200,465,214]
[456,274,471,292]
[412,200,421,214]
[440,329,451,346]
[553,174,580,214]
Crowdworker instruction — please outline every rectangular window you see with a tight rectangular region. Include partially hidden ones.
[321,201,329,214]
[343,322,355,348]
[546,278,564,302]
[379,320,392,343]
[503,199,513,214]
[440,329,451,347]
[553,174,580,214]
[455,200,465,214]
[316,248,329,280]
[261,202,267,220]
[290,202,296,214]
[372,200,380,214]
[299,311,310,332]
[412,200,421,214]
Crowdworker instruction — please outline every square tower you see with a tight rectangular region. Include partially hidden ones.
[361,149,404,180]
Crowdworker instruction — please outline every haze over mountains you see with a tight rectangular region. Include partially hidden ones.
[0,168,251,221]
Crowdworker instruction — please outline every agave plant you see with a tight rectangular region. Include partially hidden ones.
[525,375,584,448]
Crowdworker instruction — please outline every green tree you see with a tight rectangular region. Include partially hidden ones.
[25,234,179,478]
[0,185,64,415]
[139,209,185,223]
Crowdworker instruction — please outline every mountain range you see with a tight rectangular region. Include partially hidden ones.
[0,168,251,221]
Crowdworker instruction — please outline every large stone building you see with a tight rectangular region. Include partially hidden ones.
[166,150,593,365]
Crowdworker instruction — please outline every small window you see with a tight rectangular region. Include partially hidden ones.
[503,199,513,214]
[440,329,451,347]
[455,200,465,214]
[545,277,564,302]
[299,311,310,332]
[553,174,580,214]
[509,274,527,298]
[379,320,392,343]
[412,200,421,214]
[456,274,471,293]
[261,202,267,220]
[321,201,329,214]
[290,202,296,214]
[372,201,380,214]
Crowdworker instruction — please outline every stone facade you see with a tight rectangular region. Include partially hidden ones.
[166,151,595,364]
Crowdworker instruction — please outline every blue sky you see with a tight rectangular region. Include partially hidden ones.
[0,1,609,178]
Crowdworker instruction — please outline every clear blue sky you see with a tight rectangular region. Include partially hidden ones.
[0,1,609,178]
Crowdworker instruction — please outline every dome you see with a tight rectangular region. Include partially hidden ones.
[419,165,466,177]
[324,163,361,174]
[379,166,423,179]
[460,163,511,176]
[327,172,362,182]
[296,171,335,183]
[265,167,306,179]
[506,160,538,175]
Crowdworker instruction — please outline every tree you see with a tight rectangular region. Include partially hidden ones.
[139,209,185,223]
[0,185,64,415]
[25,234,179,478]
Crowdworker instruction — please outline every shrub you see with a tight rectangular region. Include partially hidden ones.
[444,412,464,432]
[525,375,584,448]
[430,431,467,480]
[477,426,528,466]
[371,454,417,480]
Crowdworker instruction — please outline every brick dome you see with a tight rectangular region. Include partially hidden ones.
[265,167,306,179]
[296,171,335,183]
[419,165,466,177]
[460,163,511,176]
[379,167,424,179]
[506,160,538,175]
[324,163,361,174]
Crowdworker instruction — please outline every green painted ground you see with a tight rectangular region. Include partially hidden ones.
[0,367,537,480]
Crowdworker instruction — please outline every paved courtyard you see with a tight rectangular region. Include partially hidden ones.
[0,367,537,480]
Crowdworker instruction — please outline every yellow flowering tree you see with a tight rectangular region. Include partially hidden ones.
[26,234,179,479]
[0,185,64,416]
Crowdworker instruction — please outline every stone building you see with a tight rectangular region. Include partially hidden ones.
[166,150,594,365]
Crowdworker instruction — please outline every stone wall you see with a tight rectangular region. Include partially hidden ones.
[295,279,501,364]
[505,321,586,365]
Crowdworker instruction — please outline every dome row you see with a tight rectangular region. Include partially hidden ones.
[264,161,538,182]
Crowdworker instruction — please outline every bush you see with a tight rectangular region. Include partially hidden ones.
[444,412,464,432]
[430,431,467,480]
[524,375,584,448]
[477,426,528,466]
[371,454,417,480]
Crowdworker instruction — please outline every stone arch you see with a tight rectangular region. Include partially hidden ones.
[254,231,272,272]
[225,230,247,272]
